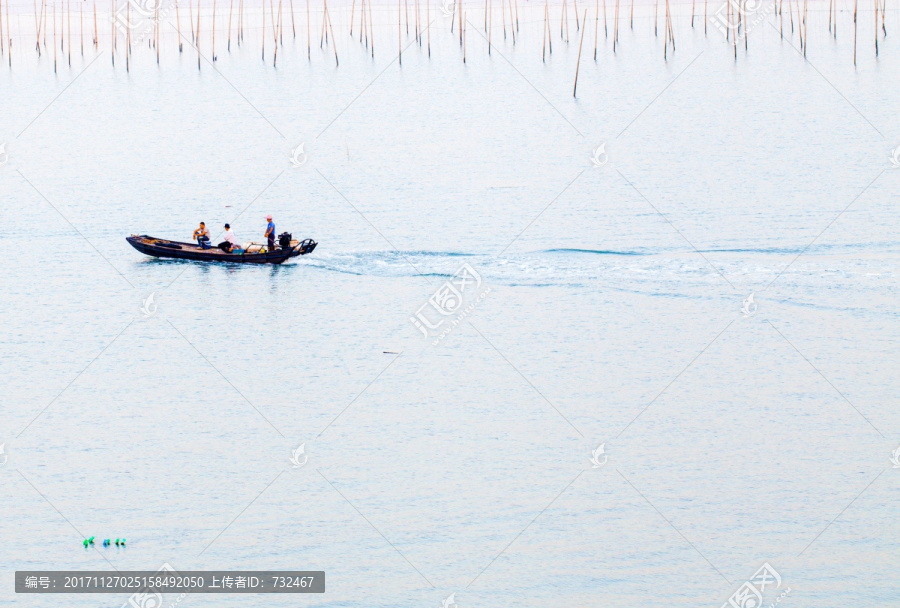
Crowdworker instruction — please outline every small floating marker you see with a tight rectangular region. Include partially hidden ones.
[115,538,120,546]
[121,538,126,546]
[383,351,398,354]
[83,539,89,548]
[88,536,95,545]
[102,539,110,547]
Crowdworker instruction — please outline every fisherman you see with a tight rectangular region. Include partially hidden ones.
[219,223,240,253]
[193,222,211,249]
[265,215,276,251]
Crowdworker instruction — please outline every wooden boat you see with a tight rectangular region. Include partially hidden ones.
[127,234,317,264]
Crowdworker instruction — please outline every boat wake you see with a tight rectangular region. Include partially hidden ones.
[298,246,896,291]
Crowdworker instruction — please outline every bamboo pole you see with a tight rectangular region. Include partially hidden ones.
[573,9,586,96]
[212,0,216,60]
[744,0,748,50]
[79,0,82,55]
[803,0,808,55]
[0,0,4,58]
[663,0,668,57]
[874,0,878,55]
[53,1,56,72]
[196,0,201,69]
[574,0,579,30]
[93,1,96,46]
[593,0,598,57]
[602,0,606,36]
[704,0,706,35]
[613,0,618,51]
[489,0,493,53]
[34,0,40,55]
[502,0,507,39]
[227,0,232,50]
[398,0,401,63]
[629,0,633,28]
[853,0,857,65]
[290,0,295,37]
[654,0,657,35]
[176,0,183,51]
[262,0,266,59]
[33,0,40,55]
[188,0,194,41]
[368,0,373,56]
[731,0,736,58]
[278,0,282,45]
[273,0,279,44]
[462,6,465,62]
[542,0,548,60]
[274,0,279,65]
[306,0,310,58]
[427,0,430,55]
[690,0,694,27]
[350,0,355,35]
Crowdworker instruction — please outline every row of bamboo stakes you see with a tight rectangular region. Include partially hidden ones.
[0,0,891,76]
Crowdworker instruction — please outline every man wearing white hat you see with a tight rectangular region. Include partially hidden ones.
[265,215,276,251]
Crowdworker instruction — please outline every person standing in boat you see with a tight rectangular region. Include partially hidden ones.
[265,215,276,251]
[193,222,211,249]
[219,223,240,253]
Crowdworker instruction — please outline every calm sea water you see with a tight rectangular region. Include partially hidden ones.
[1,1,899,606]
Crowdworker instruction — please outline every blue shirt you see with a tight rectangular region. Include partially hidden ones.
[266,221,275,238]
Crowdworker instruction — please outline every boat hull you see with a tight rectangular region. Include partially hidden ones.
[126,235,317,264]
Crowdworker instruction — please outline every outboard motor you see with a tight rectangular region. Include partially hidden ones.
[278,232,293,249]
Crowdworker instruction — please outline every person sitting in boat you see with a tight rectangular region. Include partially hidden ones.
[265,215,276,251]
[218,223,240,253]
[193,222,211,249]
